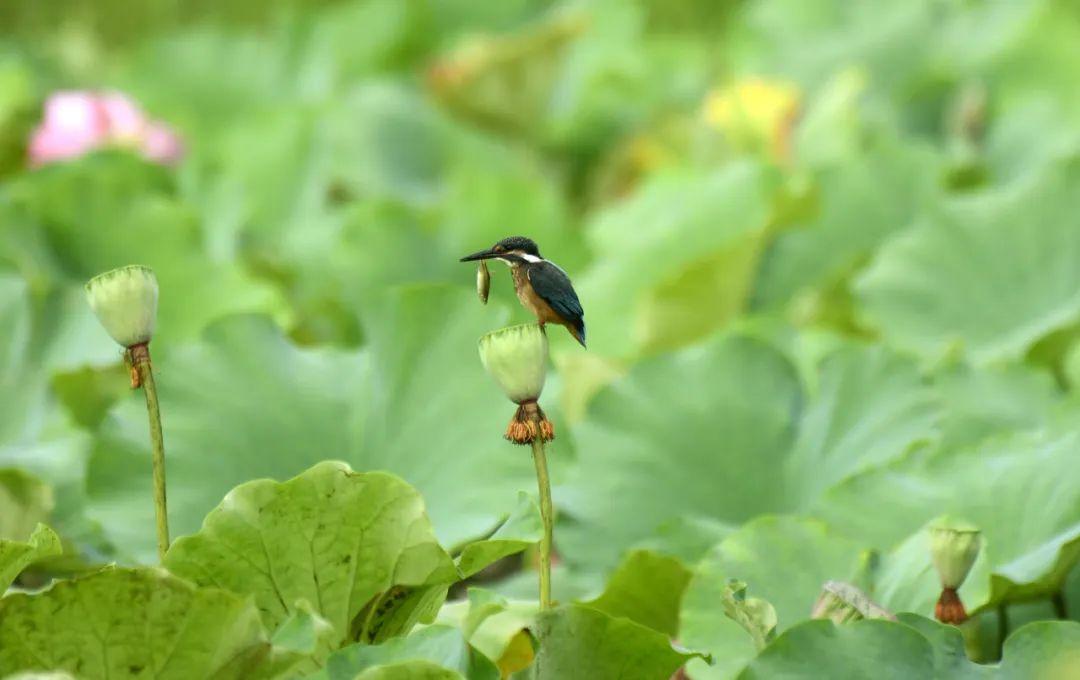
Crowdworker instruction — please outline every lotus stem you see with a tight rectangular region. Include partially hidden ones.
[528,406,554,610]
[132,342,169,561]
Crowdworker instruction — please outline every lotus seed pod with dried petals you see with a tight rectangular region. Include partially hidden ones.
[85,265,158,348]
[479,323,548,404]
[929,517,982,589]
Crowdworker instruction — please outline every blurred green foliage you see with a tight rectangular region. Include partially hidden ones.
[3,0,1080,676]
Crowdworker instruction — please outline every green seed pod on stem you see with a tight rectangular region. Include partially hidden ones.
[478,323,555,443]
[85,265,170,563]
[477,322,556,610]
[479,322,548,404]
[929,516,982,624]
[85,265,158,348]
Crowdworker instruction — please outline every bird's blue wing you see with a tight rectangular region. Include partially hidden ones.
[528,262,585,343]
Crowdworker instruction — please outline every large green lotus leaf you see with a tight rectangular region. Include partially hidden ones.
[754,125,940,312]
[0,273,114,445]
[629,514,735,566]
[85,315,366,560]
[261,599,338,678]
[121,10,407,140]
[981,97,1080,189]
[458,589,510,642]
[4,153,285,347]
[894,614,990,679]
[0,523,61,592]
[456,493,542,579]
[562,335,937,568]
[0,273,113,552]
[327,83,447,207]
[782,344,938,508]
[164,461,458,642]
[574,162,776,358]
[434,594,537,670]
[204,83,448,260]
[735,617,1080,679]
[0,467,52,540]
[0,567,267,680]
[989,1,1080,146]
[680,517,866,680]
[560,333,800,568]
[315,626,498,680]
[856,162,1080,364]
[998,621,1080,679]
[735,619,936,680]
[933,363,1061,450]
[0,273,42,444]
[529,604,707,680]
[583,549,690,637]
[732,0,1033,104]
[819,424,1080,609]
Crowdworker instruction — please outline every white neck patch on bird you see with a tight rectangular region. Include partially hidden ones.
[496,251,544,266]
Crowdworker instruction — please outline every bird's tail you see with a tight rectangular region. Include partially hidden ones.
[569,320,586,348]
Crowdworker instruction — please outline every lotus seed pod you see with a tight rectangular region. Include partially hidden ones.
[85,265,158,348]
[476,260,490,304]
[479,323,548,404]
[929,517,982,589]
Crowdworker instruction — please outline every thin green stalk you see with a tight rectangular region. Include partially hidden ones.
[358,589,388,643]
[530,430,553,610]
[134,345,169,562]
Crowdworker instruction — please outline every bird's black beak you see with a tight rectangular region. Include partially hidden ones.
[460,248,498,262]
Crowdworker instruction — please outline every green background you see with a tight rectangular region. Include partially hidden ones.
[2,1,1080,677]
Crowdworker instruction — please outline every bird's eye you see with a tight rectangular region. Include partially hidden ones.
[493,245,504,253]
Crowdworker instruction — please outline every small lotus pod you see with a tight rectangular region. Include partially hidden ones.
[476,260,490,304]
[85,265,158,348]
[479,323,548,404]
[811,581,896,624]
[929,517,982,590]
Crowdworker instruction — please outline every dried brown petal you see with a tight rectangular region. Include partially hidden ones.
[935,587,968,625]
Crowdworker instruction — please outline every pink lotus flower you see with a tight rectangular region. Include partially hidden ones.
[28,90,184,167]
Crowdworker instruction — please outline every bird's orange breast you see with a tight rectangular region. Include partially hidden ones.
[512,266,562,325]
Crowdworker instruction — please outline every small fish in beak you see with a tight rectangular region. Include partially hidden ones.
[476,260,490,304]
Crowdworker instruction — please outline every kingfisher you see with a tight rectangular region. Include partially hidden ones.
[461,236,586,348]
